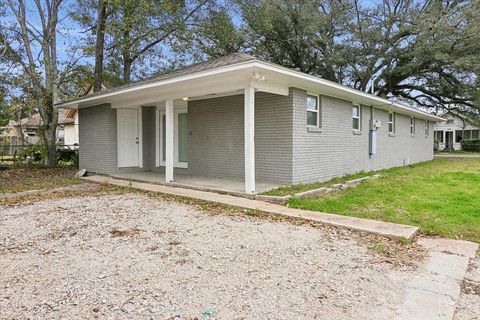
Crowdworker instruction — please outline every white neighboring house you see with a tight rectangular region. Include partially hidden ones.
[58,82,108,149]
[433,111,480,151]
[58,109,79,148]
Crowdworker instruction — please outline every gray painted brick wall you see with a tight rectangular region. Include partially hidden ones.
[187,92,293,184]
[291,87,433,183]
[78,89,433,187]
[254,92,293,184]
[79,105,157,175]
[78,104,118,174]
[188,94,245,179]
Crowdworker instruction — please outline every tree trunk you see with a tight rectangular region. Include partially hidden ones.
[38,92,58,167]
[44,123,57,167]
[94,0,107,92]
[121,13,132,83]
[123,58,131,83]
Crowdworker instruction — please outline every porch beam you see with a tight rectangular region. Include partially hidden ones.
[253,81,289,96]
[244,85,255,194]
[165,99,174,182]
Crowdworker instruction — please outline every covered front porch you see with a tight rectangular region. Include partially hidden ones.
[111,69,291,194]
[62,55,306,193]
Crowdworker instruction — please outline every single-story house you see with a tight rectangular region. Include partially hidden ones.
[433,111,480,151]
[56,53,442,194]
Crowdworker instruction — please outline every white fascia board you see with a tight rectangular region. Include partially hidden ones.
[55,61,257,109]
[251,61,444,122]
[253,80,289,96]
[56,58,443,122]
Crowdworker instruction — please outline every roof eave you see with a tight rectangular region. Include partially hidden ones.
[55,59,443,122]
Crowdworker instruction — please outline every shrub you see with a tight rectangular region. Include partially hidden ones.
[71,150,79,168]
[461,139,480,152]
[16,144,46,163]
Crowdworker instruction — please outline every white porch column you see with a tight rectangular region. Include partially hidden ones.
[244,85,255,194]
[443,131,446,149]
[165,99,174,182]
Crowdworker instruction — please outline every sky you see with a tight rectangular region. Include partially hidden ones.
[1,0,384,69]
[1,0,92,66]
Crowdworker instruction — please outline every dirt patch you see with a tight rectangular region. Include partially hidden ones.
[461,279,480,296]
[0,183,114,206]
[454,249,480,320]
[0,167,79,193]
[109,227,141,238]
[0,192,426,319]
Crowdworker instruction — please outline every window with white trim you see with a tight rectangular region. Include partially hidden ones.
[464,130,472,140]
[424,120,429,137]
[472,130,480,139]
[410,117,415,136]
[306,94,320,127]
[388,112,395,134]
[352,105,361,131]
[455,130,463,143]
[434,130,444,143]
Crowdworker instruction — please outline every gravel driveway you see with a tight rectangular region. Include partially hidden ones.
[1,193,420,319]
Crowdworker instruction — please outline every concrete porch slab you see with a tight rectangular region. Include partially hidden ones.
[111,171,279,195]
[83,175,420,240]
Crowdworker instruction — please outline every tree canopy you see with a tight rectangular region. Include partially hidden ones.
[225,0,480,114]
[1,0,479,165]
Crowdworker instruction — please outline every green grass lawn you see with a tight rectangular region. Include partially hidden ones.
[262,171,374,196]
[287,158,480,242]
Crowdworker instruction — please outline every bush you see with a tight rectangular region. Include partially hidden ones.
[16,144,46,163]
[461,139,480,152]
[71,150,79,168]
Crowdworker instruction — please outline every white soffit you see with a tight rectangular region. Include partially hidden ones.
[56,59,442,122]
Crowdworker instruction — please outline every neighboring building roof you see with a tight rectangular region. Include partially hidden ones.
[440,109,479,122]
[9,111,74,127]
[20,113,42,127]
[75,82,109,98]
[435,110,480,129]
[56,53,443,122]
[58,109,75,124]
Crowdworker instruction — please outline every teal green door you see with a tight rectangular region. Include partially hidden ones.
[177,112,188,163]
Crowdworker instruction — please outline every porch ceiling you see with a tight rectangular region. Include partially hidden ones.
[57,65,289,110]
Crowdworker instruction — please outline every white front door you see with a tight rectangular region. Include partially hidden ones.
[117,108,140,167]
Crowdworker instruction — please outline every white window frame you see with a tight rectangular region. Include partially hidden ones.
[424,120,429,137]
[472,130,479,140]
[455,130,463,143]
[410,117,416,136]
[306,94,320,128]
[352,104,361,131]
[388,112,395,134]
[156,105,188,169]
